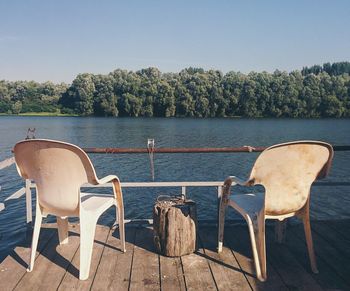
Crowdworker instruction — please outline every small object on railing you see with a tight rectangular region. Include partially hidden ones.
[25,128,36,140]
[153,195,197,257]
[243,145,256,152]
[147,138,155,181]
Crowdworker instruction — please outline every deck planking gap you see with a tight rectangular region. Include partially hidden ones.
[0,225,56,291]
[278,225,350,290]
[198,228,251,291]
[0,221,349,290]
[224,225,288,291]
[58,224,111,290]
[13,224,81,291]
[129,226,160,290]
[91,226,136,291]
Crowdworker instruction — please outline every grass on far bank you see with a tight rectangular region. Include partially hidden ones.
[0,112,79,117]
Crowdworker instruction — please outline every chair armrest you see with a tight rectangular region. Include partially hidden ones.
[222,176,252,200]
[94,175,123,207]
[96,175,120,185]
[224,176,250,186]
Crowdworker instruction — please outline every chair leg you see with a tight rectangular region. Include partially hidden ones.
[257,213,267,280]
[275,220,287,244]
[27,201,42,272]
[79,216,97,280]
[218,192,227,253]
[301,211,318,273]
[116,202,126,252]
[247,213,267,282]
[113,180,126,253]
[57,217,69,245]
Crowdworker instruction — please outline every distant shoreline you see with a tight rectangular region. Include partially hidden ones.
[1,113,350,119]
[0,112,78,117]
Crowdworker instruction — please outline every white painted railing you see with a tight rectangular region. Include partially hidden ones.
[19,179,350,224]
[1,153,350,224]
[25,180,224,223]
[1,178,226,223]
[0,157,15,170]
[0,157,17,212]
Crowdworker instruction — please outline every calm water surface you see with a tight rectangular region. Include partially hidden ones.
[0,117,350,254]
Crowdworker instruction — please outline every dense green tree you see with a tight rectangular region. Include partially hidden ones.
[119,93,142,116]
[302,61,350,76]
[64,73,95,115]
[11,101,22,114]
[320,95,344,117]
[1,62,350,118]
[154,81,175,117]
[93,75,118,116]
[238,75,259,117]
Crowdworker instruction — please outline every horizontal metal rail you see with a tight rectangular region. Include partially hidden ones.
[82,146,266,154]
[2,145,350,164]
[0,157,15,170]
[83,181,224,187]
[1,179,350,222]
[82,145,350,154]
[1,145,350,222]
[2,144,347,172]
[22,181,225,223]
[0,187,25,212]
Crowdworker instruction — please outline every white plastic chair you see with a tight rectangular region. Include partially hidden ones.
[218,141,333,281]
[14,139,126,280]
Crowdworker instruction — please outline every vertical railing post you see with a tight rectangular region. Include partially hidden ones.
[25,179,32,224]
[181,186,186,200]
[217,186,223,225]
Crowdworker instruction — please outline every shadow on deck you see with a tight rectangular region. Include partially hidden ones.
[0,220,349,290]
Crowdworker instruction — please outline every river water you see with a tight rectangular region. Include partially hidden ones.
[0,117,349,254]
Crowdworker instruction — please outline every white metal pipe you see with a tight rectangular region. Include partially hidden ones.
[25,179,32,223]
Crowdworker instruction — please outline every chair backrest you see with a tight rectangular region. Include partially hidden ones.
[249,141,333,216]
[14,139,99,216]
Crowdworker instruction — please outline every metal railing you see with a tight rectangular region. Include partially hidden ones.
[1,145,350,224]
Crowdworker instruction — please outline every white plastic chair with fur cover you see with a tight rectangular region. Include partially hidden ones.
[14,139,126,280]
[218,141,333,281]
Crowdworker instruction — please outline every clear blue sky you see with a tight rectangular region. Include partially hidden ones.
[0,0,349,83]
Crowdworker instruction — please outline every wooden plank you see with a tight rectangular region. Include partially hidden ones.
[159,256,186,291]
[312,221,350,260]
[291,222,350,286]
[0,226,55,291]
[325,219,350,241]
[265,227,323,291]
[280,224,349,290]
[14,224,80,291]
[58,225,110,290]
[181,232,217,291]
[91,227,136,291]
[198,227,251,291]
[224,225,287,291]
[129,226,160,290]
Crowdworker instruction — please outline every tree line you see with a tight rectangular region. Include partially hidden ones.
[1,62,350,118]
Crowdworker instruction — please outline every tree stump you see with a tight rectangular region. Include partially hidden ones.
[153,197,197,257]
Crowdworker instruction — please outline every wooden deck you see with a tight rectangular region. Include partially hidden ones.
[0,220,349,291]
